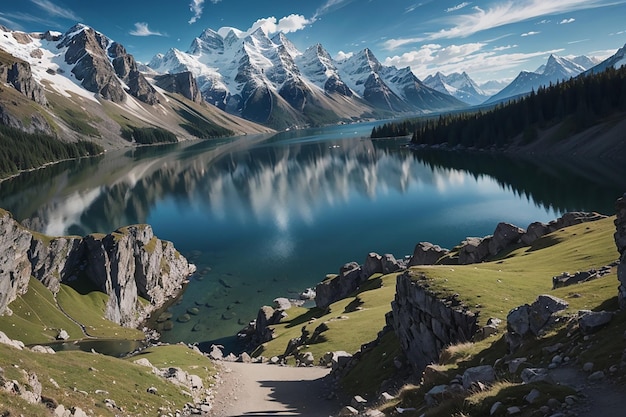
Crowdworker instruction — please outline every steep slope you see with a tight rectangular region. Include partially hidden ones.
[337,49,465,113]
[0,24,272,148]
[584,43,626,75]
[423,71,489,106]
[485,54,590,104]
[151,27,371,129]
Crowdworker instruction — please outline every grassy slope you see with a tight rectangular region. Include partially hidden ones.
[255,217,621,402]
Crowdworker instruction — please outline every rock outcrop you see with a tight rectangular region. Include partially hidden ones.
[0,209,194,328]
[0,210,33,315]
[154,71,203,103]
[391,271,478,374]
[108,42,159,105]
[0,56,47,105]
[615,195,626,308]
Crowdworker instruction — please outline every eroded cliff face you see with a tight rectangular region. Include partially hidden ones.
[391,270,478,375]
[0,210,194,327]
[614,195,626,308]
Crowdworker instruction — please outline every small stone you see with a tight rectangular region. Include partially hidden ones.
[565,395,577,405]
[490,401,503,415]
[56,329,70,340]
[547,398,561,409]
[552,354,563,364]
[147,386,158,394]
[525,388,541,404]
[582,362,594,372]
[588,370,605,381]
[338,405,359,416]
[506,406,521,415]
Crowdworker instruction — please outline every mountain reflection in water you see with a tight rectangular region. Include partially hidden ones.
[1,123,624,351]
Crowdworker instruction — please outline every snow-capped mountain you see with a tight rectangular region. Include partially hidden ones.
[149,31,465,129]
[485,54,595,104]
[423,71,489,106]
[479,79,510,96]
[0,24,270,142]
[584,43,626,75]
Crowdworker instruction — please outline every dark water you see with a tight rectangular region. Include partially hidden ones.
[43,339,144,357]
[2,122,625,353]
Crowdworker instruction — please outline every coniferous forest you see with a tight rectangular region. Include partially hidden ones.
[371,65,626,148]
[0,124,103,178]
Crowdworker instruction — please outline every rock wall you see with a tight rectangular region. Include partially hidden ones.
[0,210,194,327]
[391,271,478,375]
[615,195,626,308]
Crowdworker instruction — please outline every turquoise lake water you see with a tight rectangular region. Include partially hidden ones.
[2,122,625,352]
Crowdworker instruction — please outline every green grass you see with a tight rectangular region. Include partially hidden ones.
[0,343,215,417]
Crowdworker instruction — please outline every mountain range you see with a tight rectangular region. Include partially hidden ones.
[147,27,465,129]
[0,21,625,145]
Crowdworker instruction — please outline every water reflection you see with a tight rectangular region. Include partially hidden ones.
[1,125,624,350]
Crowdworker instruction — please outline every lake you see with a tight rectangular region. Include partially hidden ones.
[2,122,625,352]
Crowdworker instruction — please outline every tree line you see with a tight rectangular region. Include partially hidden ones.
[0,125,103,178]
[371,65,626,149]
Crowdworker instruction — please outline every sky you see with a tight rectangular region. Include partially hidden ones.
[2,0,626,83]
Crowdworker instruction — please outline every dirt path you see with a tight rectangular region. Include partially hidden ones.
[550,366,626,417]
[208,361,341,417]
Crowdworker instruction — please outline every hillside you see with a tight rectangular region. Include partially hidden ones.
[245,209,625,416]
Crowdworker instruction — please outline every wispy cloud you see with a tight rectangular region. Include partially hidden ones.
[313,0,357,20]
[493,44,518,51]
[405,2,432,14]
[30,0,81,21]
[426,0,623,40]
[558,18,576,24]
[567,39,589,44]
[249,14,311,35]
[384,42,563,82]
[445,2,472,13]
[521,31,540,37]
[129,22,165,37]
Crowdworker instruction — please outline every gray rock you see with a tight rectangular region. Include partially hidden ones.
[521,368,554,384]
[588,370,605,381]
[490,401,503,415]
[0,211,33,314]
[489,222,525,256]
[462,365,495,390]
[315,261,363,309]
[381,253,402,274]
[338,405,359,416]
[298,352,314,367]
[408,242,449,266]
[582,362,594,372]
[616,195,626,308]
[578,310,613,334]
[506,406,521,415]
[209,344,224,361]
[362,252,383,279]
[154,71,202,103]
[57,329,70,341]
[508,357,528,374]
[351,395,367,410]
[0,331,25,350]
[378,392,395,402]
[528,295,568,335]
[273,297,291,311]
[525,388,541,404]
[425,384,449,406]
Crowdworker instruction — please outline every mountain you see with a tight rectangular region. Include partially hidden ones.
[484,54,594,104]
[423,71,489,106]
[0,24,271,147]
[584,43,626,75]
[479,79,510,96]
[149,31,465,129]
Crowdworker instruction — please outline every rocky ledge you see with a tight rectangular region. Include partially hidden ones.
[0,209,195,327]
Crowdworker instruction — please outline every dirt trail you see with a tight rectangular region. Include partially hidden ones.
[550,366,626,417]
[208,361,341,417]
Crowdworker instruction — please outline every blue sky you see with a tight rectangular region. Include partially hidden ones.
[2,0,626,83]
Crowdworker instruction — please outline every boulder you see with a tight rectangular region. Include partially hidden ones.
[578,310,613,334]
[381,254,402,274]
[315,262,363,309]
[488,222,525,256]
[521,222,550,245]
[0,331,24,350]
[361,252,383,279]
[273,297,291,311]
[462,365,495,390]
[56,329,70,340]
[408,242,449,266]
[528,295,568,335]
[520,368,554,384]
[0,210,33,314]
[458,237,491,264]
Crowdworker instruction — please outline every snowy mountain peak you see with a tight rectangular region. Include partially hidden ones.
[271,32,301,58]
[423,71,488,106]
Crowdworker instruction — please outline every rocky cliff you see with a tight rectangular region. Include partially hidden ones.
[154,71,203,103]
[0,209,195,327]
[0,56,47,106]
[391,270,479,374]
[615,194,626,308]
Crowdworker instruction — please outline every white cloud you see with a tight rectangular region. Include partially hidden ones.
[445,2,472,13]
[558,18,576,24]
[537,19,551,24]
[335,51,354,61]
[521,31,540,37]
[129,22,165,37]
[30,0,81,21]
[189,0,220,24]
[493,44,518,51]
[426,0,620,40]
[383,42,563,82]
[313,0,357,20]
[383,37,424,50]
[248,14,311,35]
